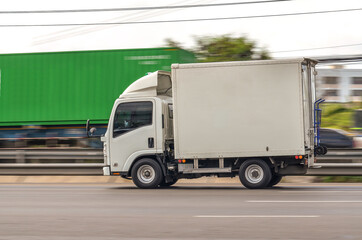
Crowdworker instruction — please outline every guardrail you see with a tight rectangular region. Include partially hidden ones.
[0,148,103,162]
[0,163,105,175]
[0,148,104,175]
[315,148,362,162]
[308,163,362,176]
[0,148,362,175]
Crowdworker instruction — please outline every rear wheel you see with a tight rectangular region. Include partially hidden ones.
[239,159,272,189]
[131,158,163,189]
[267,174,283,187]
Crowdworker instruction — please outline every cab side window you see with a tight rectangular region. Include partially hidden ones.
[113,101,153,138]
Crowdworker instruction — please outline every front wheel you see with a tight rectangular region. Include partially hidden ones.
[239,159,272,189]
[131,158,163,189]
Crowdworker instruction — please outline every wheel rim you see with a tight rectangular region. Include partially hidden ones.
[137,165,155,184]
[245,164,264,184]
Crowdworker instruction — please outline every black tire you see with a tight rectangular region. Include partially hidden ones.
[267,174,283,187]
[131,158,163,189]
[160,177,178,187]
[239,159,272,189]
[322,145,328,155]
[314,146,324,156]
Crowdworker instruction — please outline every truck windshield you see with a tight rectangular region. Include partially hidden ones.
[113,101,153,138]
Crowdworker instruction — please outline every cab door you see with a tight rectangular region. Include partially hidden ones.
[108,99,156,173]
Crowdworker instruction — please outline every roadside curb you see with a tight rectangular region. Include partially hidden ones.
[0,176,317,184]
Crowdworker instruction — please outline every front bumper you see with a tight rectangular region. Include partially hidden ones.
[103,166,110,176]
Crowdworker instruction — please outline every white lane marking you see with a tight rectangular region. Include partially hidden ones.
[248,200,362,203]
[194,215,319,218]
[277,191,362,193]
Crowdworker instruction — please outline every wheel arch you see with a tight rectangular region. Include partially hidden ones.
[127,154,166,177]
[236,157,274,169]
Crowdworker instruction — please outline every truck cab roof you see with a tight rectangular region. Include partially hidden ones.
[120,71,171,98]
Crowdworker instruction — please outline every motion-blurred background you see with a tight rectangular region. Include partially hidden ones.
[0,0,361,171]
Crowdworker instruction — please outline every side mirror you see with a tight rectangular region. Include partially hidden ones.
[86,119,90,133]
[86,119,97,137]
[90,127,97,135]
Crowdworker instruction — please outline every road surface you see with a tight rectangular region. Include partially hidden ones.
[1,183,362,239]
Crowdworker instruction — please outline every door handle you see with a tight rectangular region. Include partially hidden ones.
[148,137,154,148]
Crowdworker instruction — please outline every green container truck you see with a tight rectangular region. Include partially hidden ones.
[0,48,195,147]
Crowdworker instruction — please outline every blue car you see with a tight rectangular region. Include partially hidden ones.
[320,128,354,148]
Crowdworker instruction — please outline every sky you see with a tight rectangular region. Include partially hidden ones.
[0,0,361,66]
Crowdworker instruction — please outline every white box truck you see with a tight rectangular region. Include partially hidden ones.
[91,58,326,189]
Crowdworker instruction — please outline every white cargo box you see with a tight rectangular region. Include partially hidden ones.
[171,59,315,159]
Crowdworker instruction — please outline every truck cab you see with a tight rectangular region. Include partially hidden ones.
[101,71,175,187]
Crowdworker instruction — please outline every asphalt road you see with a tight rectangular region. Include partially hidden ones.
[1,183,362,240]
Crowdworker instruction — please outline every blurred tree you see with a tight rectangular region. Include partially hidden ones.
[164,38,183,48]
[194,35,270,62]
[163,35,270,62]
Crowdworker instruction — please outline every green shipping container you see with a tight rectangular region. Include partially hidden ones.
[0,48,195,126]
